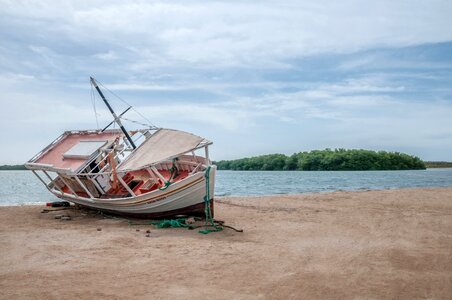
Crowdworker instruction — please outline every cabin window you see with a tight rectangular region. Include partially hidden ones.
[63,141,107,159]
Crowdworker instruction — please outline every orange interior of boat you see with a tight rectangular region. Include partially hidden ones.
[50,151,204,199]
[102,169,190,198]
[58,166,191,199]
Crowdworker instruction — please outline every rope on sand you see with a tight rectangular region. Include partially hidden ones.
[198,165,223,234]
[141,167,243,234]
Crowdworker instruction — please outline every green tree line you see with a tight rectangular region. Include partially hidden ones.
[0,164,27,170]
[424,161,452,168]
[214,149,426,171]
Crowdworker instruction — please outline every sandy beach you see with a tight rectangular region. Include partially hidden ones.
[1,188,451,299]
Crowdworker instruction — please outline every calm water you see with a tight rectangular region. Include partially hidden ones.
[0,169,451,205]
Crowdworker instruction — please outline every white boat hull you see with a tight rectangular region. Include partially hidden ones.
[50,166,216,218]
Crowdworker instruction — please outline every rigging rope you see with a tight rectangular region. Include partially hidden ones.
[121,117,157,129]
[90,83,100,129]
[97,80,157,128]
[159,158,179,191]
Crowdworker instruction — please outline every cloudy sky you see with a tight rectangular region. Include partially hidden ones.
[1,0,452,164]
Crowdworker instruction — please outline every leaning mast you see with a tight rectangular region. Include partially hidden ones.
[90,76,137,149]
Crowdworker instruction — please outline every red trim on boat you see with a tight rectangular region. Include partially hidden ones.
[75,200,214,219]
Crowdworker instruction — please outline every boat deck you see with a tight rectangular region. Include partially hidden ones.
[34,131,122,172]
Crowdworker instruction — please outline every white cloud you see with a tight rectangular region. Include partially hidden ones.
[0,1,452,162]
[2,0,452,69]
[93,50,118,61]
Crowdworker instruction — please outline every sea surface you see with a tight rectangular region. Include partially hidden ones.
[0,169,451,205]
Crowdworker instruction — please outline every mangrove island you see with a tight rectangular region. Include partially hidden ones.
[215,149,426,171]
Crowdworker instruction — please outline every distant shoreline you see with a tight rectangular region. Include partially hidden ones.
[0,165,27,171]
[215,167,452,171]
[424,161,452,168]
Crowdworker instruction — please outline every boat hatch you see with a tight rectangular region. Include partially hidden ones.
[63,141,108,159]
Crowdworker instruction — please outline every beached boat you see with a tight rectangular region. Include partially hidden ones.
[25,77,216,218]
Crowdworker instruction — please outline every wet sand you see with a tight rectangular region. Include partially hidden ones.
[1,188,451,299]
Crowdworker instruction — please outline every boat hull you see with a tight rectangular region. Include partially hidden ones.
[51,166,216,219]
[74,200,213,219]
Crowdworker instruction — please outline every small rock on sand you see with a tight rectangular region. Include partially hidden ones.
[186,217,196,224]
